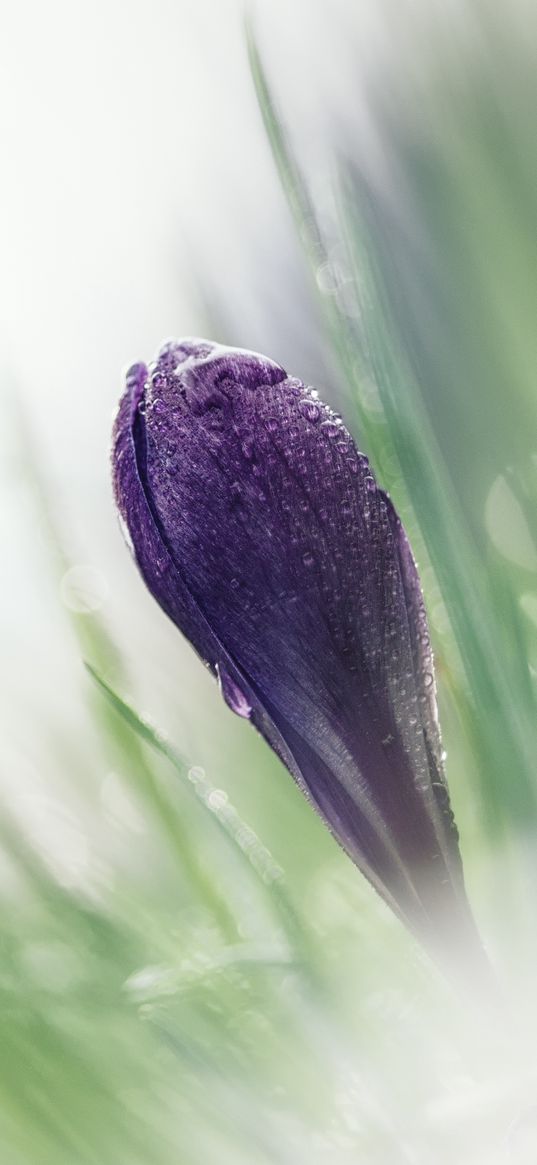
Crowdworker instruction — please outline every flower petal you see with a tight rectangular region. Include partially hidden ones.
[112,338,487,976]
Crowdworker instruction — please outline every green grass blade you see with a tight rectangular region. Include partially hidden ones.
[247,27,537,831]
[86,663,309,962]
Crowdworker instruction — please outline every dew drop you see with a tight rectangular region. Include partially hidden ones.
[302,550,315,568]
[118,513,135,556]
[299,399,321,424]
[207,789,228,811]
[316,260,345,294]
[60,565,109,614]
[188,765,206,785]
[217,664,252,719]
[321,420,339,439]
[230,481,242,506]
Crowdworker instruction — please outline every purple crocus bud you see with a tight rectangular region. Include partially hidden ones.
[112,338,486,980]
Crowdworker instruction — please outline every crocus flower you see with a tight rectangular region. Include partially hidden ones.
[112,338,487,979]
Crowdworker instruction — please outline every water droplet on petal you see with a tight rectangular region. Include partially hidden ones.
[217,664,252,719]
[302,550,315,568]
[299,399,321,424]
[118,513,135,556]
[321,420,339,439]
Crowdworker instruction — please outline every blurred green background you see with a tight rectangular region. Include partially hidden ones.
[2,1,537,1161]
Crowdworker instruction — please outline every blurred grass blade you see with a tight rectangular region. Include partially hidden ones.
[12,397,244,938]
[341,187,537,826]
[247,25,537,831]
[86,663,308,959]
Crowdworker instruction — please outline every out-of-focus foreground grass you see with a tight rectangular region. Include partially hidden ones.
[3,2,537,1162]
